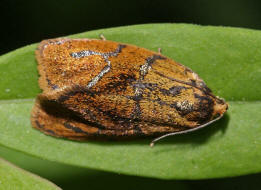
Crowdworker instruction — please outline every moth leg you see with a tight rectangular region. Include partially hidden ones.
[158,48,162,54]
[99,34,106,41]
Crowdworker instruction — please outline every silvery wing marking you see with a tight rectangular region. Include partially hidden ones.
[87,64,111,89]
[70,50,103,58]
[131,55,167,119]
[70,44,126,59]
[70,44,126,89]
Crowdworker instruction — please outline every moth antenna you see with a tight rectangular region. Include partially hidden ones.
[99,34,106,41]
[150,114,224,147]
[158,48,162,54]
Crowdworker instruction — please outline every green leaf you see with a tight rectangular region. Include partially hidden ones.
[0,24,260,179]
[0,145,99,185]
[0,146,190,190]
[0,157,61,190]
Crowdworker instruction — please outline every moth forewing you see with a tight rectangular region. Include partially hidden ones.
[31,37,228,145]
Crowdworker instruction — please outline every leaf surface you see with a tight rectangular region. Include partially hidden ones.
[0,157,61,190]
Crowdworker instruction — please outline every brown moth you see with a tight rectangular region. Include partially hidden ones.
[31,37,228,146]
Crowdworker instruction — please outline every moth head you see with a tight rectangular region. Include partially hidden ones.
[212,97,229,119]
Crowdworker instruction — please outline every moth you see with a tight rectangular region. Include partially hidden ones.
[31,37,228,146]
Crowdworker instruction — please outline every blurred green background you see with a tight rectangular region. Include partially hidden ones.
[1,0,261,189]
